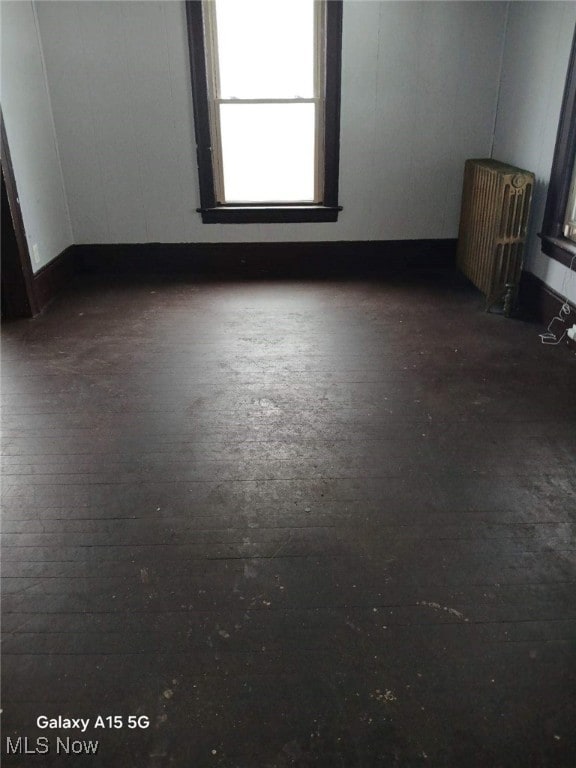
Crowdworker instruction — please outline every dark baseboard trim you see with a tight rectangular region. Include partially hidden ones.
[17,244,576,348]
[76,239,457,277]
[519,270,576,346]
[32,246,77,312]
[24,243,576,324]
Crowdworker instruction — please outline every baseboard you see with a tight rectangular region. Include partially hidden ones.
[25,239,457,313]
[32,246,77,311]
[21,246,576,350]
[519,270,576,347]
[28,245,575,330]
[76,239,457,278]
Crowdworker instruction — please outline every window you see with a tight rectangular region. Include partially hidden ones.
[540,25,576,263]
[564,161,576,242]
[186,0,342,223]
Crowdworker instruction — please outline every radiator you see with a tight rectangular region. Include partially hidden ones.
[457,159,534,314]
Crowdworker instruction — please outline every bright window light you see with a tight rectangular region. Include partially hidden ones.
[207,0,321,204]
[220,103,315,202]
[564,161,576,241]
[215,0,314,100]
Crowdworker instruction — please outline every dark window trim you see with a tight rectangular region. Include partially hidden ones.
[197,205,342,224]
[539,25,576,268]
[185,0,343,224]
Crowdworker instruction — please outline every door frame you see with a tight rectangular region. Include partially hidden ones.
[1,110,39,318]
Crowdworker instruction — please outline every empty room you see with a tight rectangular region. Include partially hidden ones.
[1,1,575,766]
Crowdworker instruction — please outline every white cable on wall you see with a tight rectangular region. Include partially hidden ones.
[539,253,576,345]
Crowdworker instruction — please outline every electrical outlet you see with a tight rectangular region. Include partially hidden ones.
[31,243,40,267]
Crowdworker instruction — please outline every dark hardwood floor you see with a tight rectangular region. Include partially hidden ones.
[1,269,575,768]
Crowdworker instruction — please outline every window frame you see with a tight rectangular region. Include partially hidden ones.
[540,25,576,267]
[185,0,343,224]
[563,158,576,241]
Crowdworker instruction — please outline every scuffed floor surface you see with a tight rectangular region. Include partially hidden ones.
[2,272,575,767]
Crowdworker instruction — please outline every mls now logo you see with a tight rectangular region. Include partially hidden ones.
[55,737,99,754]
[6,736,99,755]
[6,737,49,755]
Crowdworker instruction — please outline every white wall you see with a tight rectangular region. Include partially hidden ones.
[34,0,507,245]
[1,1,73,272]
[5,0,574,299]
[492,1,576,303]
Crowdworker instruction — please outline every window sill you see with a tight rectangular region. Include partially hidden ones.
[197,205,342,224]
[538,233,576,268]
